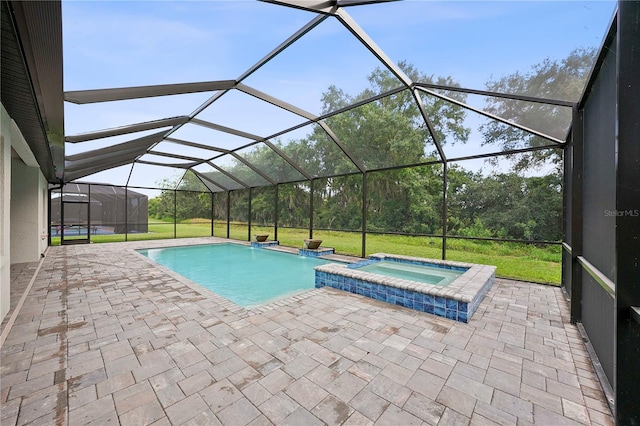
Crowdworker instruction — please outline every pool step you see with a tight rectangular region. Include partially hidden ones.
[299,247,335,258]
[318,253,361,263]
[251,241,279,248]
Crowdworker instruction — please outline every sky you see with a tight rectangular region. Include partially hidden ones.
[61,0,616,194]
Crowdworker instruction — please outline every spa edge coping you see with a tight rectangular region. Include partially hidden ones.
[314,253,496,304]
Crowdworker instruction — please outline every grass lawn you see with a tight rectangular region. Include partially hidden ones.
[51,219,561,285]
[266,228,561,285]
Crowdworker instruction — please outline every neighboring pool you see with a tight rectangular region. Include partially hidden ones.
[356,261,462,286]
[138,243,332,307]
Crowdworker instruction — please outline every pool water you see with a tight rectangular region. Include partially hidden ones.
[357,261,462,286]
[138,243,332,307]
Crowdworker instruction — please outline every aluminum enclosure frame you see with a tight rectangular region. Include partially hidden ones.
[11,0,634,420]
[566,4,640,423]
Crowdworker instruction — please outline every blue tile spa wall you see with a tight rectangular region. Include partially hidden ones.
[315,270,470,323]
[299,248,334,258]
[250,241,279,249]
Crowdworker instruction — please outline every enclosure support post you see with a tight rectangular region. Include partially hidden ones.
[274,185,279,242]
[226,191,231,239]
[125,187,128,242]
[211,192,214,237]
[88,185,92,242]
[47,188,52,247]
[615,2,640,422]
[562,122,573,301]
[248,187,253,242]
[570,106,584,324]
[173,190,177,239]
[309,179,314,240]
[442,162,448,260]
[361,172,367,258]
[60,187,65,242]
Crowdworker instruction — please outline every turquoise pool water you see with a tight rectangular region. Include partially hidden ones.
[138,243,332,307]
[357,261,463,286]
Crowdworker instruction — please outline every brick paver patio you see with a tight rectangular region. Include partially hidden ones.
[1,238,614,425]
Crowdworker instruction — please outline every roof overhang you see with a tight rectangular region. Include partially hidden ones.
[1,0,65,183]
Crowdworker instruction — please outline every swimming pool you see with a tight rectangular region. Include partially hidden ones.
[355,260,463,286]
[138,243,332,307]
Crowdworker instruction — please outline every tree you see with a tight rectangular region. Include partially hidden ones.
[250,187,276,226]
[159,59,566,243]
[316,61,470,169]
[481,47,596,171]
[147,197,160,218]
[289,62,469,232]
[366,166,443,234]
[205,61,470,234]
[151,172,211,222]
[278,182,310,228]
[447,167,563,241]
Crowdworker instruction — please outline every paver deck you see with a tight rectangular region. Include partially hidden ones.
[1,237,614,425]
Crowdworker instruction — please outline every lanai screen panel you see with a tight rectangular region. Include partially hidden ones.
[210,155,271,188]
[229,189,249,240]
[64,128,172,157]
[235,142,306,184]
[127,163,187,190]
[89,185,120,234]
[125,187,148,234]
[313,175,362,231]
[447,154,563,242]
[64,93,213,136]
[176,190,212,238]
[250,186,276,238]
[193,162,245,192]
[582,48,616,281]
[367,164,444,235]
[241,14,392,117]
[136,154,194,166]
[62,2,310,88]
[168,124,254,152]
[213,191,228,238]
[278,181,310,229]
[50,189,62,237]
[151,141,221,162]
[326,90,439,170]
[61,1,615,193]
[196,89,308,139]
[579,36,617,386]
[279,124,360,178]
[434,92,574,143]
[179,170,210,192]
[419,92,562,161]
[346,1,615,100]
[76,164,133,187]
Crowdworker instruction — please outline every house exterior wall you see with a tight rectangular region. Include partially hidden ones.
[1,103,48,321]
[11,159,47,263]
[1,106,11,319]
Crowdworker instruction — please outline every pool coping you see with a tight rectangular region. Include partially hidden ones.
[315,253,496,304]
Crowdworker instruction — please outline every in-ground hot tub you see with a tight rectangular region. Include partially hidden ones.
[314,253,496,323]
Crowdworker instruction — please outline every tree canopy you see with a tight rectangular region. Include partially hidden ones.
[148,55,581,242]
[481,47,596,172]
